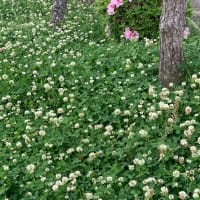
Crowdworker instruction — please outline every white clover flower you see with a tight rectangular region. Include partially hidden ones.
[105,176,112,182]
[172,170,180,178]
[179,191,187,200]
[57,108,64,114]
[158,179,164,184]
[160,88,170,99]
[74,123,80,129]
[75,170,81,177]
[70,61,76,66]
[26,125,32,131]
[41,154,47,160]
[144,188,154,199]
[3,165,9,171]
[190,146,197,154]
[158,144,168,152]
[34,110,42,118]
[194,189,200,194]
[179,157,185,164]
[191,83,196,88]
[69,173,76,180]
[128,180,137,187]
[69,93,75,99]
[58,75,64,82]
[105,125,113,132]
[143,185,150,191]
[168,194,174,199]
[44,83,51,92]
[124,110,130,116]
[121,96,126,101]
[56,174,61,179]
[88,152,96,162]
[104,131,111,136]
[114,109,121,116]
[185,106,192,115]
[188,125,195,132]
[2,74,8,80]
[149,112,158,120]
[85,192,93,200]
[55,180,62,186]
[79,112,84,118]
[138,63,144,68]
[86,171,93,178]
[128,165,134,171]
[159,102,169,110]
[124,118,129,123]
[39,130,46,136]
[52,184,58,191]
[145,38,154,46]
[180,139,188,146]
[118,177,124,182]
[41,177,46,182]
[76,147,83,152]
[143,177,156,184]
[133,158,145,166]
[66,148,74,154]
[192,74,198,80]
[139,129,148,137]
[16,141,22,148]
[193,193,199,199]
[168,118,174,124]
[58,88,65,96]
[82,139,90,144]
[63,97,68,102]
[5,142,11,147]
[160,186,168,196]
[26,164,35,174]
[62,177,68,184]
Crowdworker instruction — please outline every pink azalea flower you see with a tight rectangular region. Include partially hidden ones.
[111,0,123,8]
[107,4,115,15]
[124,27,133,40]
[107,2,115,15]
[131,31,139,41]
[124,27,139,41]
[183,27,190,39]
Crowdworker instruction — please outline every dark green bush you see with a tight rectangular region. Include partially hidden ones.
[96,0,192,40]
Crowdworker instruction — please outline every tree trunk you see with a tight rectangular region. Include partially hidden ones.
[159,0,186,87]
[50,0,67,27]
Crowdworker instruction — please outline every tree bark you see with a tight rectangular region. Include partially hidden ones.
[50,0,67,27]
[159,0,187,87]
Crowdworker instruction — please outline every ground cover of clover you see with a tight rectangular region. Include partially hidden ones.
[0,1,200,200]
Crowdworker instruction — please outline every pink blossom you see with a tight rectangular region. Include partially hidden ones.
[128,0,132,2]
[131,31,139,41]
[107,2,115,15]
[124,27,133,40]
[124,27,139,41]
[183,27,190,39]
[111,0,123,8]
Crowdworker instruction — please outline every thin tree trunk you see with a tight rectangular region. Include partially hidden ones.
[159,0,186,87]
[50,0,67,27]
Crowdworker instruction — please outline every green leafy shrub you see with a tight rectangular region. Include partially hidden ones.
[96,0,192,40]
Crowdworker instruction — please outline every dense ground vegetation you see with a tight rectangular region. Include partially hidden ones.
[0,0,200,199]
